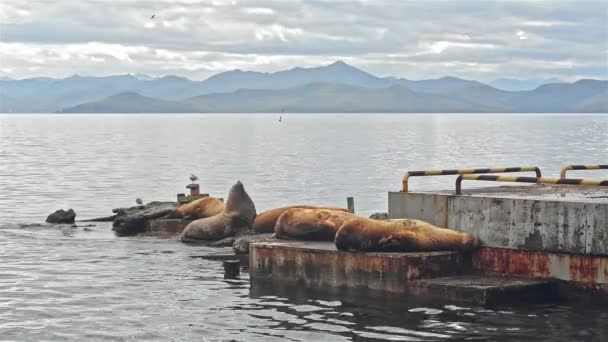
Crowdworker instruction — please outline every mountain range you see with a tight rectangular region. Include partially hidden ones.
[1,61,606,113]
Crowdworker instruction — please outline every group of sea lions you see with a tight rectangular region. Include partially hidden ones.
[175,181,480,253]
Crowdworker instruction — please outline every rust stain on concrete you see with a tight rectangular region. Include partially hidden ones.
[474,247,607,285]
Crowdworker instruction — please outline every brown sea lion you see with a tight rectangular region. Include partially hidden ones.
[181,181,256,242]
[253,206,350,233]
[174,197,225,219]
[274,208,357,241]
[334,218,480,253]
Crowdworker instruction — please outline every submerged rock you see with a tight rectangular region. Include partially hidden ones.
[112,201,178,236]
[80,215,116,222]
[233,233,274,254]
[369,212,389,220]
[46,209,76,224]
[209,237,236,247]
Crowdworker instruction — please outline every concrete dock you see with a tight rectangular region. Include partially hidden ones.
[250,183,608,304]
[249,241,555,304]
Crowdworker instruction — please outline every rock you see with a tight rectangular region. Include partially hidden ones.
[369,212,389,220]
[46,209,76,224]
[209,237,236,247]
[233,233,274,254]
[112,201,178,236]
[19,223,43,228]
[80,215,116,222]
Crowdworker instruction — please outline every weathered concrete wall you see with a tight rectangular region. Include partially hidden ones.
[388,192,608,255]
[473,247,608,286]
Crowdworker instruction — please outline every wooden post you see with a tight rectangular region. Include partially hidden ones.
[223,260,240,278]
[347,197,355,213]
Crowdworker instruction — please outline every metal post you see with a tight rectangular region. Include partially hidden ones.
[347,197,355,213]
[223,260,240,278]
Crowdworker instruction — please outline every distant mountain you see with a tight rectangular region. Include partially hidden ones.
[182,82,500,113]
[575,91,608,112]
[60,79,606,113]
[489,78,564,91]
[199,61,392,94]
[1,61,607,113]
[397,76,486,93]
[60,92,194,113]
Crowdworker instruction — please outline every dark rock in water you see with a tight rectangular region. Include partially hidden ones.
[209,237,236,247]
[46,209,76,224]
[233,233,274,254]
[19,223,43,228]
[369,212,389,220]
[80,215,116,222]
[112,201,178,236]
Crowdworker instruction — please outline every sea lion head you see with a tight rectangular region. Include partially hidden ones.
[224,180,257,226]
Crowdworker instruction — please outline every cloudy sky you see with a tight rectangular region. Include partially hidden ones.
[0,0,606,81]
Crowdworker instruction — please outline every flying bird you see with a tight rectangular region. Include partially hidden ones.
[150,14,155,19]
[190,174,198,182]
[136,198,143,205]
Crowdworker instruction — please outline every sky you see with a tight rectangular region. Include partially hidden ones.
[0,0,606,81]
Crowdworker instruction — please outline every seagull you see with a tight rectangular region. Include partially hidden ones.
[136,198,143,205]
[150,14,155,19]
[190,174,198,183]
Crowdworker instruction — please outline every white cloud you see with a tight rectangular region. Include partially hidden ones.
[244,7,274,15]
[0,0,605,81]
[516,30,528,40]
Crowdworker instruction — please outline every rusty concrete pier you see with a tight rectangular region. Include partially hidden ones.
[249,241,555,305]
[250,183,608,304]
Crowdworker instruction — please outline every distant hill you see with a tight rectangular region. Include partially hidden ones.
[1,61,607,113]
[489,78,563,91]
[60,92,194,113]
[59,79,607,113]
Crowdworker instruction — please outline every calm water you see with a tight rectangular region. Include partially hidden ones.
[1,114,607,341]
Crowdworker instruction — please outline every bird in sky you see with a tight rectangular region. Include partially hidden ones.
[136,198,143,205]
[190,174,198,183]
[150,14,155,19]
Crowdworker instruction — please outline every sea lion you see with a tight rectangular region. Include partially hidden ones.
[174,197,225,219]
[253,205,350,233]
[181,181,256,242]
[274,208,357,241]
[334,218,480,253]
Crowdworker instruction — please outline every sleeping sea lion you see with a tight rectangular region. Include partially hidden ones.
[253,205,350,233]
[181,181,256,242]
[334,218,480,253]
[274,208,357,241]
[174,197,225,219]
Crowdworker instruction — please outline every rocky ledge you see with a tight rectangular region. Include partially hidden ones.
[111,201,178,236]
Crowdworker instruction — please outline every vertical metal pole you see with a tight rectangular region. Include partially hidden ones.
[347,197,355,213]
[223,260,240,278]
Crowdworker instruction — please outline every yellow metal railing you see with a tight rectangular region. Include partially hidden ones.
[560,164,608,178]
[402,166,542,192]
[455,174,608,195]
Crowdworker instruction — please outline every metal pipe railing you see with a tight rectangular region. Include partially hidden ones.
[402,166,542,192]
[455,174,608,195]
[560,164,608,178]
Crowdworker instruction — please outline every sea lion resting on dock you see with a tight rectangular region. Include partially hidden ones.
[181,181,256,242]
[174,197,225,219]
[334,218,480,253]
[253,206,350,233]
[274,208,357,241]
